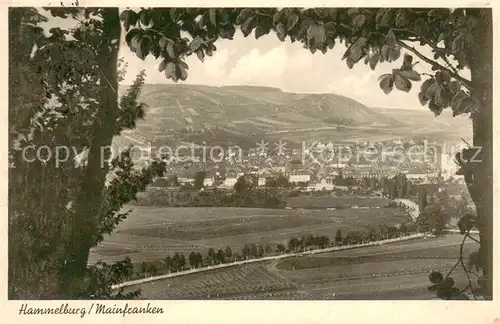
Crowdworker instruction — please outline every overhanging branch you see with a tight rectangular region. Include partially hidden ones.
[397,41,473,91]
[392,27,460,75]
[441,55,459,75]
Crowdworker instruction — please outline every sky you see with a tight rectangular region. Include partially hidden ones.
[120,30,428,109]
[118,26,471,110]
[38,8,471,110]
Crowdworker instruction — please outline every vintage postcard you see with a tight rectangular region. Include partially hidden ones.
[1,1,499,324]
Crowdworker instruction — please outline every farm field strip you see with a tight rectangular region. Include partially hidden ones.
[279,259,457,284]
[287,240,475,265]
[223,268,458,300]
[127,263,296,300]
[133,213,293,229]
[304,267,453,283]
[313,233,475,258]
[286,196,392,206]
[291,273,474,299]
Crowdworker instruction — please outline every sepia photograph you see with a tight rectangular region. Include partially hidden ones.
[7,5,494,304]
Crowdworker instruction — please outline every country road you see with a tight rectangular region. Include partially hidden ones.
[119,232,479,300]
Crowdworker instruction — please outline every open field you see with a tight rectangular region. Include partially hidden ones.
[125,263,296,299]
[125,234,477,300]
[89,206,410,264]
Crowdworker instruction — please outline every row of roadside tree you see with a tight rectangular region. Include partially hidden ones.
[133,222,417,279]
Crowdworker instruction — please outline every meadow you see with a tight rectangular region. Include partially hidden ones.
[89,204,410,264]
[286,195,392,209]
[125,263,296,299]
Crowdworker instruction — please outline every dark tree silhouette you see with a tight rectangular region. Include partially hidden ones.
[335,229,343,246]
[194,171,207,189]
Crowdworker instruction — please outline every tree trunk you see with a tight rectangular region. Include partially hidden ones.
[466,8,493,299]
[59,8,121,298]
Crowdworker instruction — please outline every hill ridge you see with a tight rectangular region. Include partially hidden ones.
[115,84,471,147]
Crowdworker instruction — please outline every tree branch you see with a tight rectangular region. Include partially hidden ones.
[441,55,459,75]
[445,227,477,299]
[467,233,480,244]
[460,228,476,299]
[392,27,458,70]
[445,258,460,278]
[397,40,473,91]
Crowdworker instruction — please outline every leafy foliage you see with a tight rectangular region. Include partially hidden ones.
[77,257,141,299]
[416,205,449,233]
[457,213,476,234]
[427,271,462,300]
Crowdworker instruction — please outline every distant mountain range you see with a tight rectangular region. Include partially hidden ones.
[115,84,472,149]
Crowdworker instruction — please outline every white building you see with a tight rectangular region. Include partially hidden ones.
[258,177,266,187]
[440,152,460,180]
[329,163,347,168]
[306,185,316,192]
[440,141,468,180]
[315,179,334,191]
[178,177,195,185]
[203,178,214,187]
[222,177,238,188]
[406,171,439,181]
[441,154,459,179]
[289,174,311,183]
[329,170,339,177]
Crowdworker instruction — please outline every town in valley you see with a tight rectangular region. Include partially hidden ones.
[10,7,490,302]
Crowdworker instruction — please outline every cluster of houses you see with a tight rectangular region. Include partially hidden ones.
[144,139,464,193]
[150,163,443,194]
